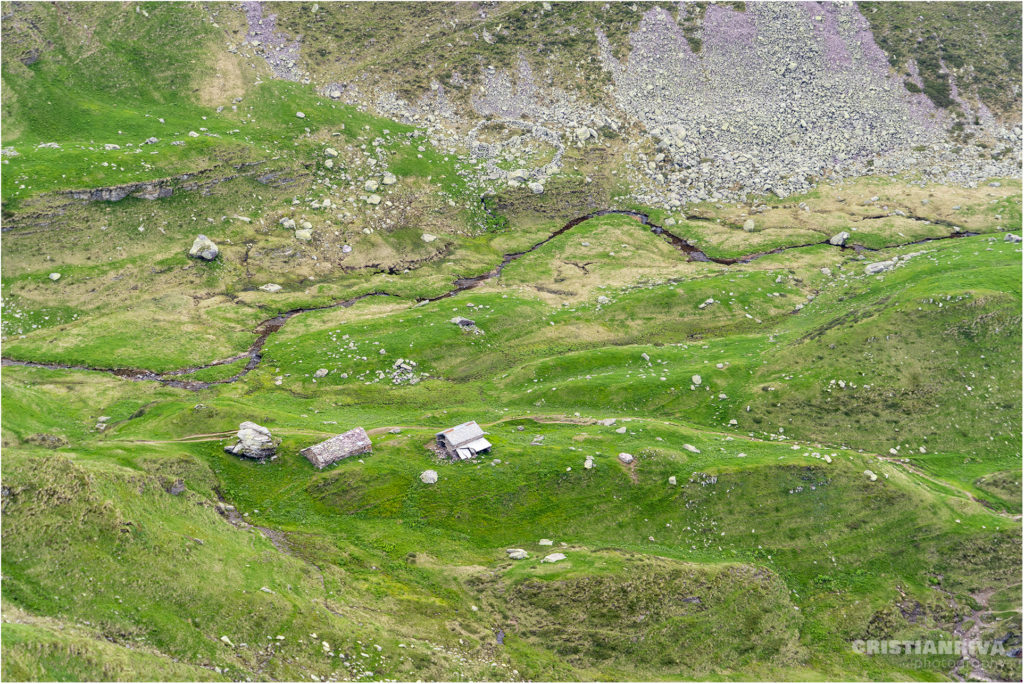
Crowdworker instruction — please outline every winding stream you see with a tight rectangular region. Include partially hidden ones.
[1,208,978,390]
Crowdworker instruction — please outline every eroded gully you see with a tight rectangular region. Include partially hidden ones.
[1,208,978,390]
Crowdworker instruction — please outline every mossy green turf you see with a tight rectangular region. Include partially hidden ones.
[3,229,1021,681]
[2,3,1022,681]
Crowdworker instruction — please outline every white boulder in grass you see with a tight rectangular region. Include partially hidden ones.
[188,234,219,261]
[224,421,277,459]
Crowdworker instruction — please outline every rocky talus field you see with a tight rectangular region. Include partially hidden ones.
[1,2,1021,681]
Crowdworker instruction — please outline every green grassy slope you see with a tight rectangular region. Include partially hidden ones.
[1,2,1021,681]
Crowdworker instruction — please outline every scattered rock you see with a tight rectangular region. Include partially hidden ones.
[618,452,634,464]
[538,538,554,546]
[742,218,756,232]
[224,421,277,460]
[683,444,700,454]
[313,368,329,378]
[864,469,878,482]
[48,272,61,281]
[421,233,437,243]
[829,231,850,246]
[864,259,896,275]
[668,475,677,485]
[541,552,566,563]
[527,181,544,194]
[295,228,313,241]
[295,111,305,119]
[324,147,339,158]
[420,470,438,484]
[366,194,381,205]
[506,549,529,560]
[382,172,397,185]
[188,234,219,261]
[1005,233,1022,243]
[259,283,283,293]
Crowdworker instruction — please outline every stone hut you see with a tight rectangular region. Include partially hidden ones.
[301,427,372,469]
[435,421,491,460]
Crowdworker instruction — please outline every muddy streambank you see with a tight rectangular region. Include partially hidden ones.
[2,209,979,389]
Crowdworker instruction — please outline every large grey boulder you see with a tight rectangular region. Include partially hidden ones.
[1005,233,1022,243]
[420,469,438,484]
[225,421,277,459]
[541,552,566,563]
[189,235,219,261]
[829,231,850,246]
[506,549,529,560]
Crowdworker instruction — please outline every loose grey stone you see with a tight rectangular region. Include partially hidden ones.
[188,234,219,261]
[225,421,277,459]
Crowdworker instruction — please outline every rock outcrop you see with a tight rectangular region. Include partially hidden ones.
[224,421,277,460]
[188,235,219,261]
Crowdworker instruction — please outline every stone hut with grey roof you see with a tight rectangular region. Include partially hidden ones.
[302,427,372,469]
[435,421,492,460]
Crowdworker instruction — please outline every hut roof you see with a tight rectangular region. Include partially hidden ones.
[436,421,486,448]
[301,427,372,469]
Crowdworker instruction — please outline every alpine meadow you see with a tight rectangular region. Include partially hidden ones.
[1,2,1022,682]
